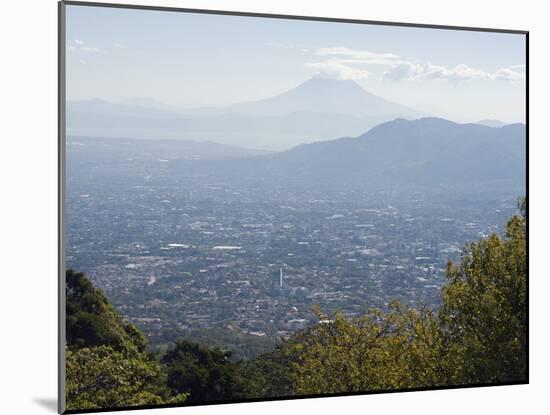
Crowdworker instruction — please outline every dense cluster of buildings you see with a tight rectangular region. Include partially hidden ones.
[67,172,517,347]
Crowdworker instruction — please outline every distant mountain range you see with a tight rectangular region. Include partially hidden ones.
[186,77,421,118]
[172,117,526,192]
[476,119,509,128]
[67,135,270,165]
[67,78,424,150]
[68,117,525,193]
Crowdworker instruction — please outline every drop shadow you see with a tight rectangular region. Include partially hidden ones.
[34,398,57,413]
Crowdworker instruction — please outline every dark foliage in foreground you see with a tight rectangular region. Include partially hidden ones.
[161,340,250,403]
[65,270,187,410]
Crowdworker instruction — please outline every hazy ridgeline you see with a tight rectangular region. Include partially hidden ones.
[67,78,423,151]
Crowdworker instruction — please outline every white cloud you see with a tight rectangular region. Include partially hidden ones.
[304,61,370,80]
[309,46,524,84]
[491,66,526,82]
[113,43,125,49]
[414,62,489,82]
[382,63,419,81]
[68,39,103,53]
[508,64,526,70]
[315,47,404,65]
[383,62,525,83]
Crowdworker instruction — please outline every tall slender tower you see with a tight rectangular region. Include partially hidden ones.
[279,267,283,287]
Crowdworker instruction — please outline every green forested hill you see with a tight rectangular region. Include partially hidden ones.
[65,270,188,410]
[66,269,147,354]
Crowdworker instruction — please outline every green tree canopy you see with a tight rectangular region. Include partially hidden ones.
[65,270,187,410]
[66,345,187,410]
[66,269,146,354]
[161,340,249,403]
[440,197,527,383]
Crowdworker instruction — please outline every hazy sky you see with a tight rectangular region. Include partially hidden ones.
[66,4,526,123]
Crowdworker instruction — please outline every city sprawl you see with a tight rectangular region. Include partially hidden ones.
[66,148,517,350]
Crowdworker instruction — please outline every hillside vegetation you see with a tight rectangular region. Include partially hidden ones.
[65,270,188,410]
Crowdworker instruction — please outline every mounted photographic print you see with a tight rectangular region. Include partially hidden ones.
[58,1,528,413]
